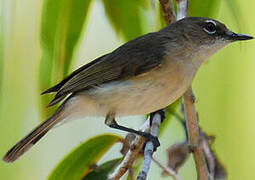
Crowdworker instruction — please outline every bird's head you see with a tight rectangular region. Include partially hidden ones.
[163,17,253,63]
[177,17,253,45]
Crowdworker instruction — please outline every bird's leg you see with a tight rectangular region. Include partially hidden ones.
[105,111,160,149]
[149,109,165,126]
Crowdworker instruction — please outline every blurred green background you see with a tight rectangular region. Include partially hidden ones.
[0,0,255,179]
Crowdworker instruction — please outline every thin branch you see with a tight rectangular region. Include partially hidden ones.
[136,112,162,180]
[108,120,150,180]
[176,0,188,20]
[128,168,135,180]
[152,156,182,180]
[159,0,176,24]
[200,133,216,180]
[177,107,220,180]
[183,87,210,180]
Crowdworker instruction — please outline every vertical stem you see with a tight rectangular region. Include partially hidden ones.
[137,111,163,180]
[176,0,188,20]
[159,0,176,24]
[183,87,210,180]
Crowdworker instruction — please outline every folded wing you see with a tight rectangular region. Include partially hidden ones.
[42,32,168,106]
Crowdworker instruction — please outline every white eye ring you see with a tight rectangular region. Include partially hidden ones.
[203,20,217,34]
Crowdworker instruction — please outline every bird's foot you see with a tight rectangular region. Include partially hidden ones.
[143,132,160,151]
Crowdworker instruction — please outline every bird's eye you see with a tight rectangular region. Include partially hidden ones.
[203,21,217,34]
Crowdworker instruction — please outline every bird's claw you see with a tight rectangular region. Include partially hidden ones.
[144,133,160,151]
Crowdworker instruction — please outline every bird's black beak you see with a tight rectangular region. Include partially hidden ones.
[226,31,253,41]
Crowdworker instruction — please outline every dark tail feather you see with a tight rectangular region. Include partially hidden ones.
[2,105,65,163]
[46,94,67,107]
[41,83,62,95]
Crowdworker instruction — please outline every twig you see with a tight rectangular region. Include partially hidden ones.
[128,168,135,180]
[178,107,219,180]
[152,156,182,180]
[176,0,188,20]
[136,112,162,180]
[183,87,210,180]
[200,133,216,180]
[159,0,176,24]
[108,120,150,180]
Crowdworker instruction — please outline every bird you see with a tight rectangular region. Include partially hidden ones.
[3,17,253,163]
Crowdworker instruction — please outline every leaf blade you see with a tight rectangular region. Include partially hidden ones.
[102,0,145,41]
[39,0,93,119]
[82,158,122,180]
[189,0,222,17]
[48,134,121,180]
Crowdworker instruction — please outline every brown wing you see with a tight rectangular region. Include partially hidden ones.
[43,32,168,106]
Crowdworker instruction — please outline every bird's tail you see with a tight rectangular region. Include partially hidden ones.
[2,104,66,163]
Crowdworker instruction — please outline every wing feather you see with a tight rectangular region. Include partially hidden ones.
[45,32,168,106]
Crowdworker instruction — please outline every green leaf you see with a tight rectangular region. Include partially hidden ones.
[224,0,243,31]
[155,1,167,30]
[189,0,222,17]
[0,38,3,104]
[102,0,146,41]
[165,98,181,119]
[0,2,6,108]
[48,134,121,180]
[39,0,93,119]
[82,158,122,180]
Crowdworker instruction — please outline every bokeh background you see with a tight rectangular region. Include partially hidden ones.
[0,0,255,179]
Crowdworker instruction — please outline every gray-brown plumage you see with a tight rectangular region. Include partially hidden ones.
[3,17,253,163]
[44,33,168,106]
